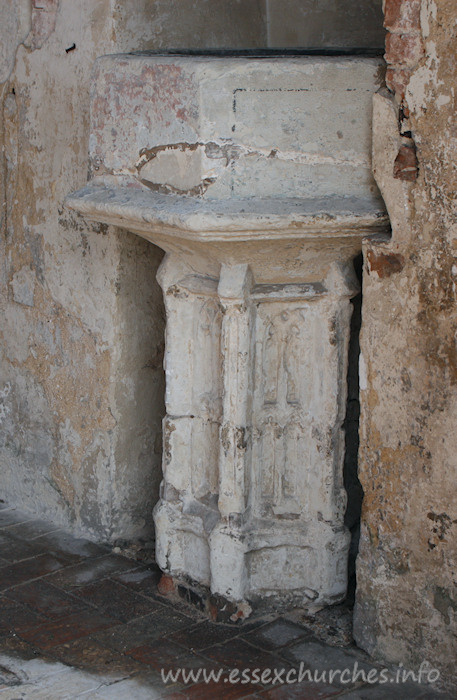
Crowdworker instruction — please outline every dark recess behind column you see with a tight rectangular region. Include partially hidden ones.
[344,253,364,603]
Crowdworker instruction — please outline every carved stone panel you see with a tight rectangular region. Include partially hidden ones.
[159,260,223,506]
[252,302,315,518]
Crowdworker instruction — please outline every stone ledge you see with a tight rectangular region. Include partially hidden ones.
[66,183,389,241]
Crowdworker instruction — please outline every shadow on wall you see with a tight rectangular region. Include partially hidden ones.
[266,0,385,49]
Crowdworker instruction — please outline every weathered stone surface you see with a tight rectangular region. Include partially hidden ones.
[385,32,424,67]
[0,0,390,553]
[355,0,457,691]
[0,1,271,542]
[88,55,384,203]
[68,54,388,608]
[0,0,30,83]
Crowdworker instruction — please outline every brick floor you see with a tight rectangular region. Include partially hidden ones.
[0,504,451,699]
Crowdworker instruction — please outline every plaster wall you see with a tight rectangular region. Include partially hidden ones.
[355,0,457,689]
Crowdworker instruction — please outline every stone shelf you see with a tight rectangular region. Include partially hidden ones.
[67,185,387,239]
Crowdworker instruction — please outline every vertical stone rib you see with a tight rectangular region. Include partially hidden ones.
[217,263,253,518]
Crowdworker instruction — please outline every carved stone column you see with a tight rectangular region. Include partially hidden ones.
[209,263,358,606]
[66,52,389,609]
[154,253,223,586]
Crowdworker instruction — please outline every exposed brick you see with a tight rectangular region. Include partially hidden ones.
[384,0,421,34]
[400,100,411,120]
[393,144,419,181]
[385,33,424,68]
[386,67,412,99]
[366,251,406,277]
[157,573,176,595]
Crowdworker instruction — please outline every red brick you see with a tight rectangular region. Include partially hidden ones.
[366,251,406,277]
[385,33,424,67]
[158,573,176,595]
[386,67,412,99]
[384,0,421,33]
[393,145,419,181]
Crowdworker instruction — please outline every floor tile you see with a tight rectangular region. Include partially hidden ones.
[242,619,313,651]
[168,620,241,651]
[259,680,342,698]
[0,506,446,700]
[0,661,22,688]
[0,666,102,698]
[4,520,62,540]
[48,637,146,680]
[0,511,32,530]
[177,679,262,699]
[0,533,47,564]
[112,566,162,597]
[4,580,90,620]
[0,597,46,634]
[45,554,136,590]
[128,637,218,672]
[95,606,194,653]
[83,675,168,700]
[0,650,84,689]
[71,579,158,622]
[0,635,46,661]
[33,530,109,562]
[0,553,68,592]
[337,682,444,698]
[17,610,121,649]
[281,639,376,684]
[202,639,290,673]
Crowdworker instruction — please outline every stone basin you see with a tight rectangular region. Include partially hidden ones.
[66,53,388,612]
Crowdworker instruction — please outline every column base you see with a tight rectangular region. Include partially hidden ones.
[210,519,350,609]
[154,498,350,609]
[153,499,212,587]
